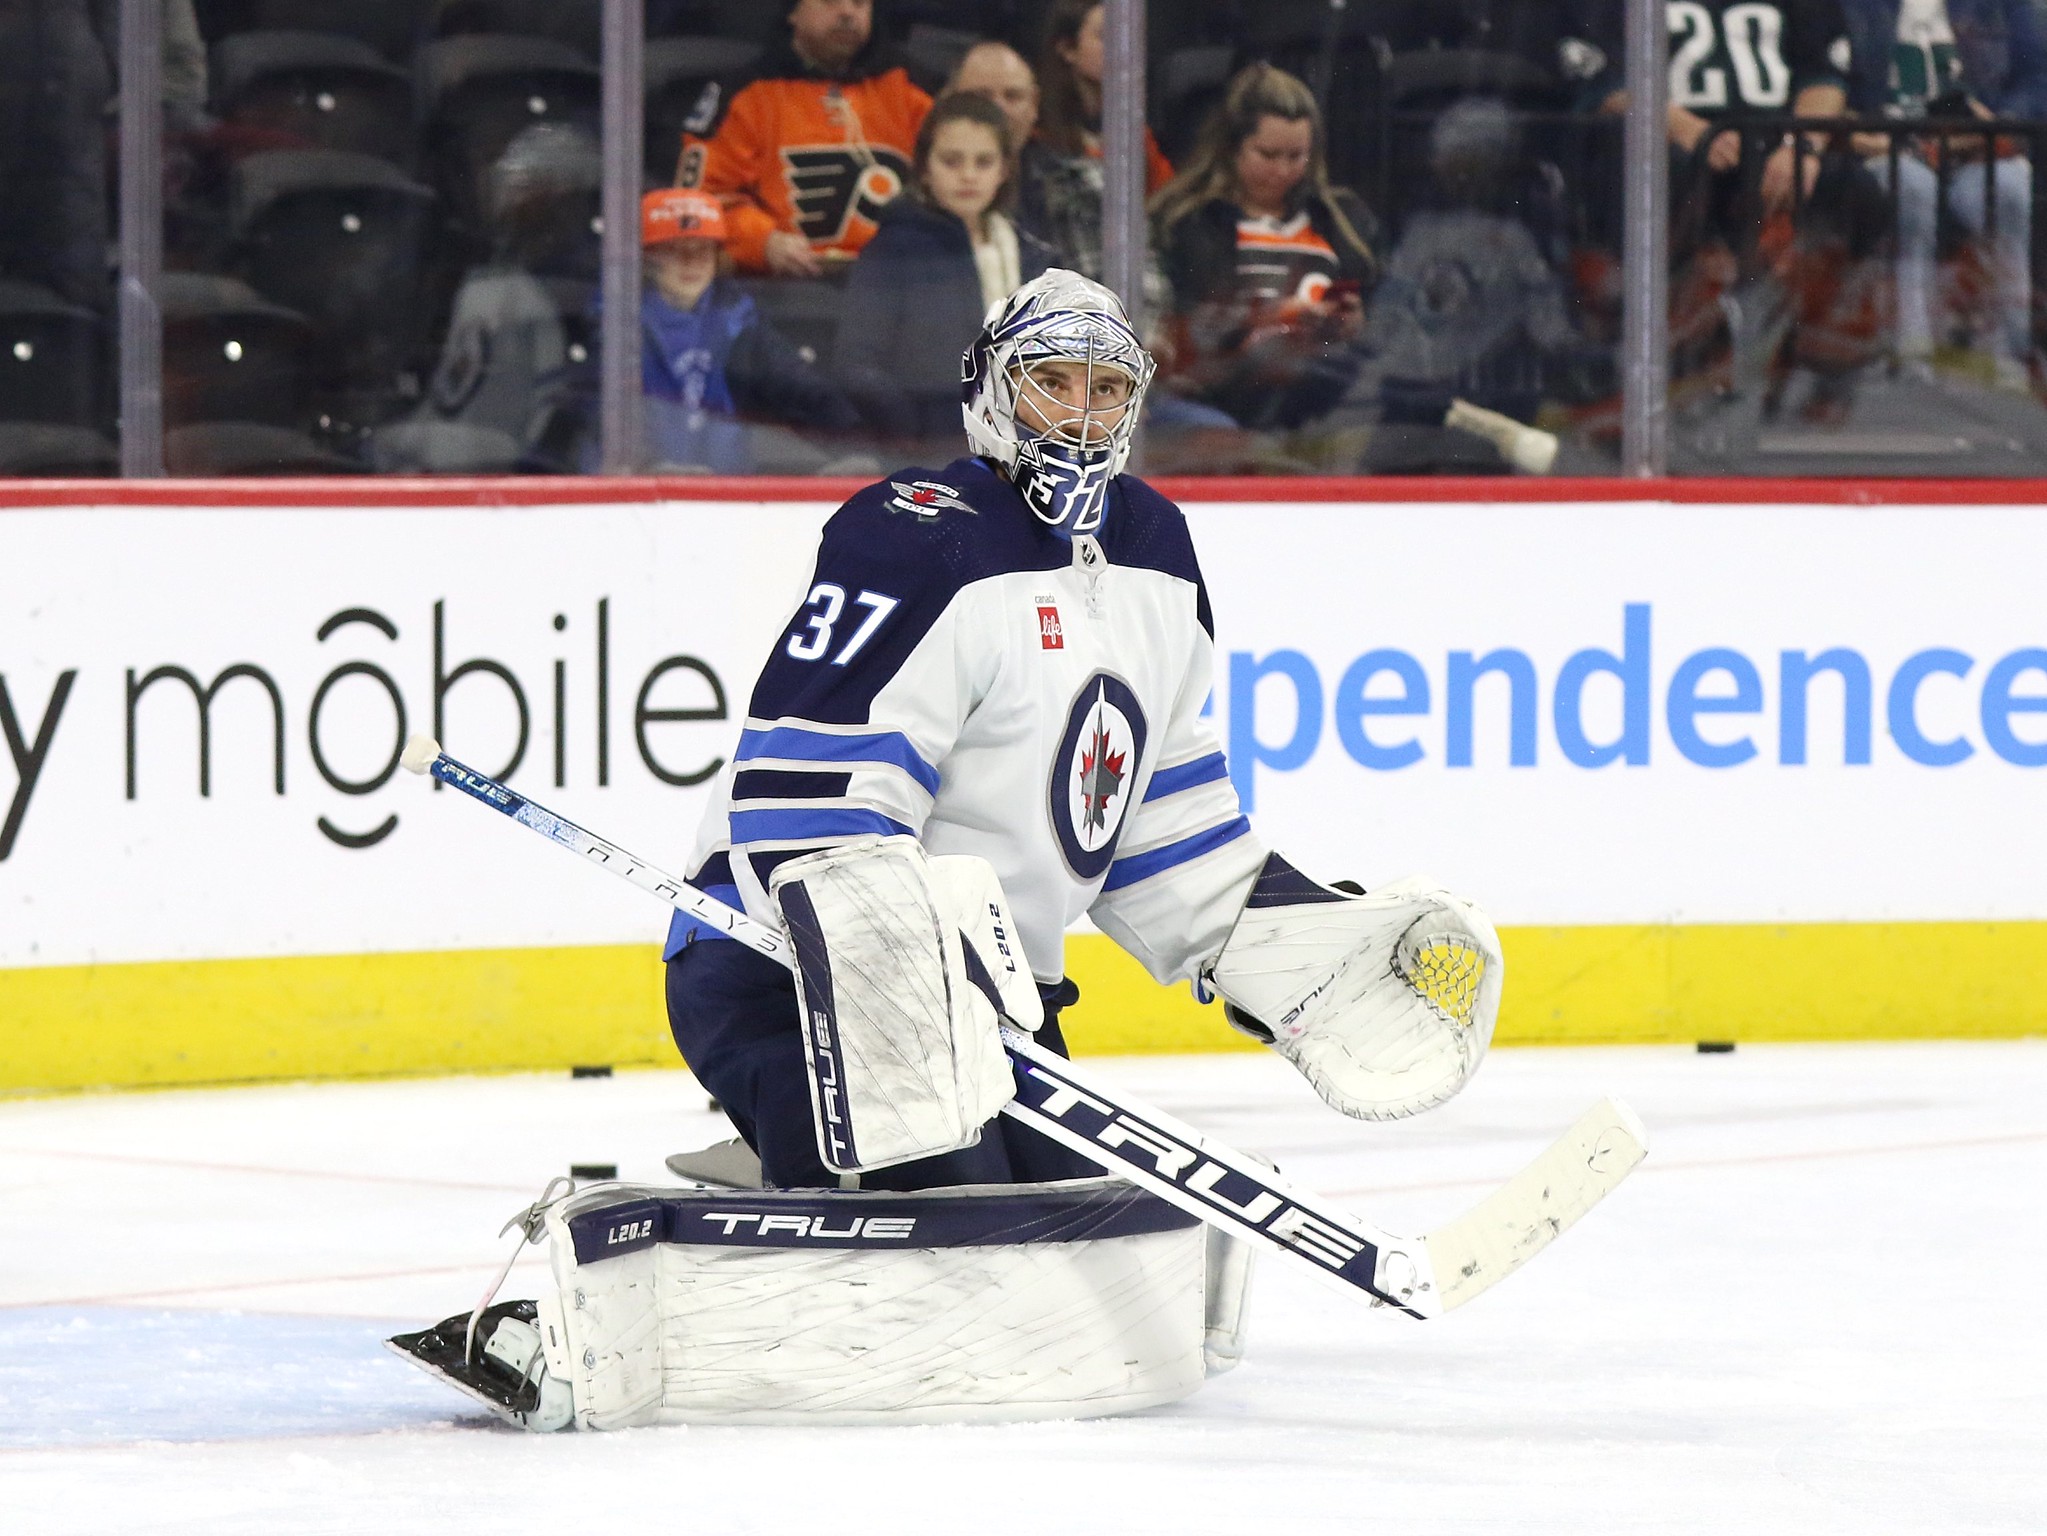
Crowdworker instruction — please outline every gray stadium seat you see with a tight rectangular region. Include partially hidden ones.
[248,0,431,61]
[212,31,415,166]
[0,422,117,476]
[161,271,316,429]
[230,149,436,386]
[165,421,362,474]
[0,279,102,430]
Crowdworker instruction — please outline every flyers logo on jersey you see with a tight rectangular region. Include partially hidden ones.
[784,146,909,243]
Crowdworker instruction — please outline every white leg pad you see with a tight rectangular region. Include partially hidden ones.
[1202,1226,1257,1377]
[538,1179,1215,1427]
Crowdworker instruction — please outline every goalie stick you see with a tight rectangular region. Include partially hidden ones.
[400,735,1646,1320]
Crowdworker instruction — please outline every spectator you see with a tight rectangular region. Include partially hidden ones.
[676,0,931,277]
[1842,0,2046,386]
[1585,0,1894,421]
[634,188,865,472]
[0,0,114,313]
[948,40,1052,241]
[1025,0,1173,283]
[1149,63,1377,434]
[380,127,597,473]
[1365,99,1592,472]
[835,92,1055,459]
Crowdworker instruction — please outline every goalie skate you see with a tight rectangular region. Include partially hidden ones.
[386,1300,575,1432]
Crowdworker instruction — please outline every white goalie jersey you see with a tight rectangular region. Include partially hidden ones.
[669,455,1268,990]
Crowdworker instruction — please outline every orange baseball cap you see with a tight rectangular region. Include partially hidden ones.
[642,188,726,247]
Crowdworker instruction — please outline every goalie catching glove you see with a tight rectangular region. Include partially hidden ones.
[1206,855,1503,1121]
[770,836,1041,1175]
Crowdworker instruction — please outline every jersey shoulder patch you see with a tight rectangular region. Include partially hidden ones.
[883,477,977,519]
[825,459,1064,594]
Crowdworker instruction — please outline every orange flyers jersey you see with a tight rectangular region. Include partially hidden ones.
[677,63,932,273]
[1233,212,1340,304]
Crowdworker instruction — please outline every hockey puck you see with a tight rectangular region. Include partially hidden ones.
[571,1065,612,1079]
[706,1096,722,1114]
[1696,1041,1736,1054]
[570,1163,618,1180]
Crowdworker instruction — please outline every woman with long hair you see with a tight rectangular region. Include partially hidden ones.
[1150,63,1377,434]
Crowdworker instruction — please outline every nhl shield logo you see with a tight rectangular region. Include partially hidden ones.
[1048,673,1148,880]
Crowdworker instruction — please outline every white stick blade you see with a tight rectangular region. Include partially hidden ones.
[1425,1096,1647,1311]
[401,735,443,775]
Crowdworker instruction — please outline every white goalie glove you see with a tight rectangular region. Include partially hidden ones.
[769,836,1041,1175]
[1205,856,1503,1121]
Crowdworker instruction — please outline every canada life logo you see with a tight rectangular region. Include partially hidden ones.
[1037,602,1064,651]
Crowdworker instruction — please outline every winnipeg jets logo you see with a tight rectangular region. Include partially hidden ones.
[886,479,974,518]
[1077,714,1126,837]
[1049,674,1148,877]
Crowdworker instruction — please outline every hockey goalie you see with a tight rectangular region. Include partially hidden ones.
[392,270,1504,1430]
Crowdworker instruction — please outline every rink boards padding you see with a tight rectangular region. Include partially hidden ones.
[3,923,2043,1092]
[5,478,2047,1091]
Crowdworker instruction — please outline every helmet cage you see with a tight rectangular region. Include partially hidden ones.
[962,271,1155,535]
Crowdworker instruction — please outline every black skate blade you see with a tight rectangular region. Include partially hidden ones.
[386,1302,542,1427]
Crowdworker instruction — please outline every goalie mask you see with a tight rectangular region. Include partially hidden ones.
[962,268,1155,537]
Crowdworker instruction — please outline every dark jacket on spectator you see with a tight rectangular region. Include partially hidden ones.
[834,193,1055,446]
[1840,0,2047,117]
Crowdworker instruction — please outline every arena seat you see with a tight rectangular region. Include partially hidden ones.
[418,35,601,234]
[161,272,315,430]
[164,420,362,474]
[0,423,116,476]
[367,418,523,473]
[212,31,416,166]
[430,0,603,58]
[1153,44,1234,164]
[248,0,431,61]
[735,271,847,371]
[230,149,436,387]
[0,279,102,431]
[902,24,981,94]
[646,1,783,48]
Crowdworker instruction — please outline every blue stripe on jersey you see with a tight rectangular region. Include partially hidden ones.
[730,807,915,844]
[1101,816,1252,893]
[735,725,941,796]
[1142,752,1229,803]
[663,881,744,958]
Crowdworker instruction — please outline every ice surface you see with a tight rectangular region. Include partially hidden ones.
[3,1043,2043,1535]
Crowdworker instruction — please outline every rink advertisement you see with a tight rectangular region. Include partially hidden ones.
[4,491,2046,1089]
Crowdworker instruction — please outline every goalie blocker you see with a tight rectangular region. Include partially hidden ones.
[391,1176,1255,1429]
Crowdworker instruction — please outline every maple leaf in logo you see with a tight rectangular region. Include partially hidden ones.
[1078,715,1127,834]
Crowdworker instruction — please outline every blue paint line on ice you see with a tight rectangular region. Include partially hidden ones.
[0,1308,462,1449]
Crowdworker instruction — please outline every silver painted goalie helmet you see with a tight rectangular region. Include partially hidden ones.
[961,268,1156,536]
